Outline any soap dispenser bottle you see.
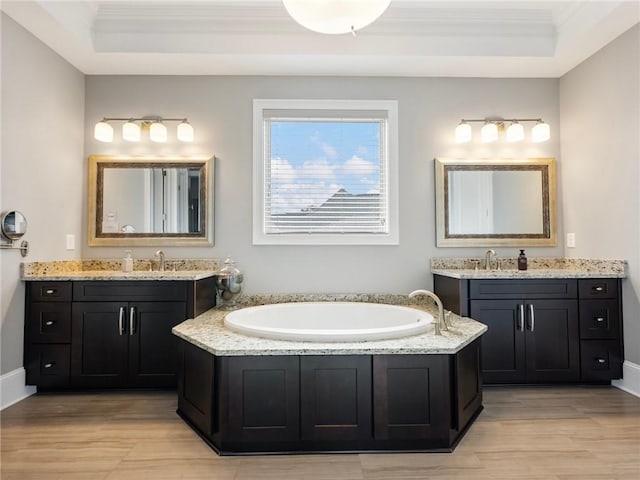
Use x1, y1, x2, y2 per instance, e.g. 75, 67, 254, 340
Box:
122, 250, 133, 273
517, 249, 528, 271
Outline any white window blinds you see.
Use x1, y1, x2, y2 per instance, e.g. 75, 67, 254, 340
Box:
253, 99, 398, 245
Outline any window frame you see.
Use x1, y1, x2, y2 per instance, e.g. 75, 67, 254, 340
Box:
252, 99, 399, 246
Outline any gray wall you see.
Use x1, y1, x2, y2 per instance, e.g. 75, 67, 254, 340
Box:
83, 76, 562, 294
1, 14, 85, 374
560, 25, 640, 365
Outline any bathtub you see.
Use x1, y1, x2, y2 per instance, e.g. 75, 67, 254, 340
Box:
223, 302, 434, 342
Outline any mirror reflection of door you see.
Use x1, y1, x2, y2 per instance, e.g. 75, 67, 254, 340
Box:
102, 167, 202, 234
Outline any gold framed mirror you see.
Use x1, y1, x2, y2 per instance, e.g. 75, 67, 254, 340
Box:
88, 155, 214, 246
435, 157, 557, 247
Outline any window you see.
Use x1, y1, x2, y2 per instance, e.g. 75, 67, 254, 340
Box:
253, 99, 398, 245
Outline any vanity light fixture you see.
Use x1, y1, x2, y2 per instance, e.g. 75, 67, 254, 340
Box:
282, 0, 391, 35
93, 117, 195, 143
454, 118, 550, 143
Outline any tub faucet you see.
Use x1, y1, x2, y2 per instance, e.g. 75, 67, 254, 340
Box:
154, 250, 165, 272
408, 290, 450, 335
485, 249, 496, 270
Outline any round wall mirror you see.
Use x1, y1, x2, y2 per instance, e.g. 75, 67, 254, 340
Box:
1, 211, 28, 240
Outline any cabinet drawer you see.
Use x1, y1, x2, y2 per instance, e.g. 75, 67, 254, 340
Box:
579, 299, 620, 340
26, 344, 70, 387
73, 281, 187, 302
28, 303, 72, 343
578, 279, 618, 299
580, 340, 622, 381
28, 282, 72, 302
469, 279, 577, 300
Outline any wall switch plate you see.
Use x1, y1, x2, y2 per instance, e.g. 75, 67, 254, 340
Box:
566, 233, 576, 248
66, 234, 75, 250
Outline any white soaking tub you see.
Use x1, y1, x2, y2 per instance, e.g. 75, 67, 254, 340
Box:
223, 302, 434, 342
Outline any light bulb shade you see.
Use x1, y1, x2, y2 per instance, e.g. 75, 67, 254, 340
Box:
454, 122, 472, 143
177, 121, 194, 142
122, 121, 141, 142
283, 0, 391, 34
94, 121, 113, 142
531, 122, 550, 143
506, 122, 525, 142
149, 122, 167, 143
480, 123, 499, 143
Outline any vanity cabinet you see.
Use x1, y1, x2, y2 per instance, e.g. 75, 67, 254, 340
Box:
434, 276, 623, 384
25, 278, 217, 389
177, 338, 482, 454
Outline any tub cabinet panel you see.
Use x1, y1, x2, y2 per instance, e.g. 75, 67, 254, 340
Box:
373, 355, 450, 442
435, 275, 623, 384
25, 278, 216, 389
223, 356, 300, 444
301, 356, 372, 443
176, 338, 483, 454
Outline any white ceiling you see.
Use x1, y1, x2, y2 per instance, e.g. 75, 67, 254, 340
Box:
2, 0, 639, 77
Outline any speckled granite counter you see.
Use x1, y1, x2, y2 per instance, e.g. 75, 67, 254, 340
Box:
431, 257, 626, 279
172, 297, 487, 356
21, 259, 219, 281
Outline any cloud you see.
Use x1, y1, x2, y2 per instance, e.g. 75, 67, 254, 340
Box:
310, 132, 337, 159
270, 157, 296, 184
302, 159, 336, 180
270, 182, 341, 214
342, 155, 378, 175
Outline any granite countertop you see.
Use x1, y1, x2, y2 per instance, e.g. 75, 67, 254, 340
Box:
172, 301, 487, 356
431, 258, 626, 279
21, 259, 220, 281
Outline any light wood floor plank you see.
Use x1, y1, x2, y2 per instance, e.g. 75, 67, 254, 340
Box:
1, 386, 638, 479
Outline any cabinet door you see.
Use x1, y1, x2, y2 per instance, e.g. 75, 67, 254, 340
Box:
470, 299, 526, 383
128, 301, 186, 387
524, 299, 580, 382
223, 356, 300, 444
300, 356, 372, 443
71, 302, 129, 387
373, 355, 450, 442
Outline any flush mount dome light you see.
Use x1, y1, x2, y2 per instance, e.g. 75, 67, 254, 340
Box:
283, 0, 391, 34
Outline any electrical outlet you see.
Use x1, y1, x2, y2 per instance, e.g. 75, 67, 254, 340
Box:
566, 233, 576, 248
66, 234, 75, 250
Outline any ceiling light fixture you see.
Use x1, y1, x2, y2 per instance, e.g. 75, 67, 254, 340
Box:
93, 117, 195, 143
454, 118, 550, 143
282, 0, 391, 35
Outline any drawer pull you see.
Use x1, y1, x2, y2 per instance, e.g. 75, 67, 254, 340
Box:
596, 317, 605, 323
43, 362, 54, 369
596, 358, 606, 364
594, 286, 604, 292
45, 289, 56, 294
45, 321, 55, 326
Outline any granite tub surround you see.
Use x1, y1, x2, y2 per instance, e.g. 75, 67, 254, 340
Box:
172, 294, 487, 356
431, 257, 626, 279
21, 259, 220, 281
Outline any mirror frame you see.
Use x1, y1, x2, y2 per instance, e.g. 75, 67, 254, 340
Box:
435, 157, 557, 247
1, 210, 28, 241
88, 155, 214, 246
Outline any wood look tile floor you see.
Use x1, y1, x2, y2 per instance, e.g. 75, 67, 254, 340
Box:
1, 386, 639, 480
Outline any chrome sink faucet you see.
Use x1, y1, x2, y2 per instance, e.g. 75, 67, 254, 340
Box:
485, 249, 496, 270
154, 250, 165, 272
408, 290, 451, 335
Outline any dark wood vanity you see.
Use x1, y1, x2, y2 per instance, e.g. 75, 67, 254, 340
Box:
24, 278, 216, 389
434, 275, 623, 384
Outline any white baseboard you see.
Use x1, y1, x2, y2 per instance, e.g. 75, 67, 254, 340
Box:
612, 361, 640, 398
1, 368, 37, 410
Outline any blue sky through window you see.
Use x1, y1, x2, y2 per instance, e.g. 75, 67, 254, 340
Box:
268, 120, 381, 214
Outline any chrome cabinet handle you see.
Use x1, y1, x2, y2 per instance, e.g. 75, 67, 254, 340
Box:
529, 304, 535, 332
43, 362, 54, 369
45, 289, 55, 294
596, 358, 606, 364
594, 286, 604, 292
129, 306, 136, 335
45, 320, 55, 326
596, 317, 605, 323
518, 304, 525, 331
118, 307, 126, 336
